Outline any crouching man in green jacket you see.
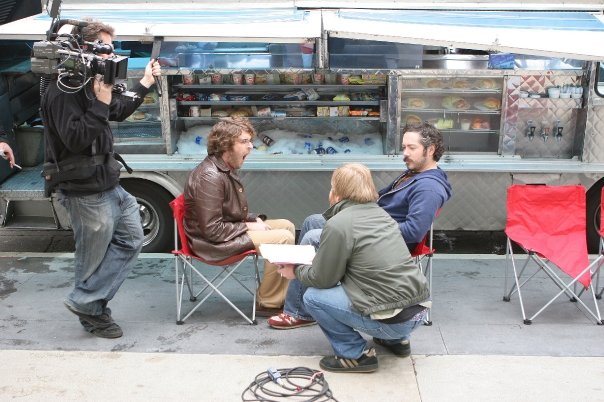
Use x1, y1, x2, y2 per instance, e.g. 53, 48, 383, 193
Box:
278, 163, 430, 373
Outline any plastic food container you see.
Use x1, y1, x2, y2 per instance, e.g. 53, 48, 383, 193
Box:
547, 87, 560, 98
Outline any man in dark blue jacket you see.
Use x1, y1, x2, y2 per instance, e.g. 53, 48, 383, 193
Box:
269, 122, 452, 338
375, 122, 452, 251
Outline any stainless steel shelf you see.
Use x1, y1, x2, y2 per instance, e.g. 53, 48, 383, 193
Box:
180, 101, 380, 106
441, 129, 499, 134
176, 116, 380, 121
401, 107, 500, 114
402, 89, 502, 94
173, 84, 384, 91
517, 98, 582, 109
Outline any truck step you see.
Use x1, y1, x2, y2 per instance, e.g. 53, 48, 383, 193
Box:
0, 167, 45, 199
3, 214, 57, 229
0, 168, 56, 229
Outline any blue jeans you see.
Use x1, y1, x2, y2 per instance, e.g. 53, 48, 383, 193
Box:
298, 213, 326, 243
283, 214, 325, 320
57, 185, 144, 316
303, 285, 424, 359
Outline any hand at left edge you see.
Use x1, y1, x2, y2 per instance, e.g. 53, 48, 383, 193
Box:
0, 142, 16, 168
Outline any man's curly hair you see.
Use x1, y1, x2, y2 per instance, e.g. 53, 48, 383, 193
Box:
402, 121, 445, 161
207, 117, 256, 156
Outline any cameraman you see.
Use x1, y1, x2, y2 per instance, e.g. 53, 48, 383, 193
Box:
40, 18, 161, 338
0, 128, 16, 168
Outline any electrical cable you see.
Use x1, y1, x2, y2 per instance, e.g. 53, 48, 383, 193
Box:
241, 367, 338, 401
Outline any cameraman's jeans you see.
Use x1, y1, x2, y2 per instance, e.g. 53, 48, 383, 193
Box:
283, 213, 325, 320
303, 285, 424, 359
57, 185, 144, 316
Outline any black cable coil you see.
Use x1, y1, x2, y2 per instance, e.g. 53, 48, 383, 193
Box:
241, 366, 338, 401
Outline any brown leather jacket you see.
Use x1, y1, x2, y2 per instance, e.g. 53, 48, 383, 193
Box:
183, 155, 256, 262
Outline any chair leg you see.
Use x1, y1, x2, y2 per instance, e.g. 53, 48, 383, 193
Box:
422, 255, 433, 326
525, 256, 604, 325
175, 257, 187, 325
504, 240, 531, 324
184, 266, 257, 325
251, 254, 259, 324
596, 240, 604, 299
183, 257, 196, 301
176, 256, 259, 325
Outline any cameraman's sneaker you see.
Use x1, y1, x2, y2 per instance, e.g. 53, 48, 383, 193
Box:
64, 302, 123, 339
373, 337, 411, 357
319, 347, 378, 373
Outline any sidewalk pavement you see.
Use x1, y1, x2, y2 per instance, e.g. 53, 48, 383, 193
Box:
1, 253, 603, 401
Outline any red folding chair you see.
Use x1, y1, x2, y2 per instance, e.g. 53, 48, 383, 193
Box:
596, 187, 604, 299
503, 185, 603, 325
411, 213, 438, 326
170, 194, 260, 325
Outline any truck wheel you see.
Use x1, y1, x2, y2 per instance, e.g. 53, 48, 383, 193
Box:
586, 181, 603, 254
121, 180, 174, 253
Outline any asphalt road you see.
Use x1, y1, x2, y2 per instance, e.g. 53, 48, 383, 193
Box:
0, 228, 508, 254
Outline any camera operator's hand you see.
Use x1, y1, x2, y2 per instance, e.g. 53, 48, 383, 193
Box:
140, 59, 161, 88
93, 76, 113, 105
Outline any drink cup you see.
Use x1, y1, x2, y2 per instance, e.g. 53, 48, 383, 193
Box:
324, 73, 337, 84
189, 106, 200, 117
211, 73, 223, 85
547, 87, 560, 98
245, 73, 255, 85
198, 74, 212, 84
312, 73, 324, 84
232, 73, 243, 85
461, 119, 471, 131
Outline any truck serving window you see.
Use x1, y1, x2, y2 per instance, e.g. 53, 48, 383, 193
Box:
157, 41, 315, 70
329, 38, 423, 69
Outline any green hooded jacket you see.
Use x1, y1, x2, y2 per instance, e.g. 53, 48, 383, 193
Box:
295, 199, 430, 316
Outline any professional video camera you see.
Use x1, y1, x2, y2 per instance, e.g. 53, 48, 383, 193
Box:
31, 18, 128, 87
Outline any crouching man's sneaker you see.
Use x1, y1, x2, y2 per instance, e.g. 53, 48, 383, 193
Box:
373, 337, 411, 357
268, 313, 316, 330
319, 347, 378, 373
64, 302, 123, 339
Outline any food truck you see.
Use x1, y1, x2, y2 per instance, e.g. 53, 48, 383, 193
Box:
0, 1, 603, 253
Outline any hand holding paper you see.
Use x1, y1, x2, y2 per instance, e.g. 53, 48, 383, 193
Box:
259, 244, 315, 265
277, 264, 296, 280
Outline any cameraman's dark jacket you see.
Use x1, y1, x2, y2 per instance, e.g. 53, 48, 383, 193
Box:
41, 79, 150, 195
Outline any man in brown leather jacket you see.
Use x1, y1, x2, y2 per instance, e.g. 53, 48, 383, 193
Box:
183, 118, 295, 316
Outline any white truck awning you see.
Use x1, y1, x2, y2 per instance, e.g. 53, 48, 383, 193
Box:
323, 10, 604, 61
0, 8, 321, 43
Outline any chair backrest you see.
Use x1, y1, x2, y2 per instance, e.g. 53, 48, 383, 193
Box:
411, 227, 434, 257
505, 184, 590, 287
169, 194, 257, 265
169, 194, 194, 256
600, 187, 604, 237
411, 208, 440, 257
